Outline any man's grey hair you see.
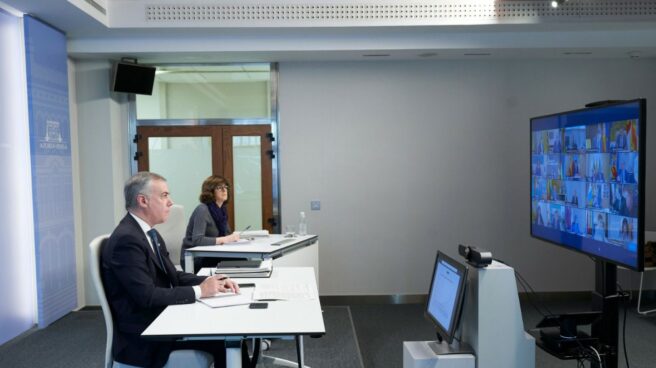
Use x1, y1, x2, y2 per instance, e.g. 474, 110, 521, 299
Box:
124, 172, 166, 210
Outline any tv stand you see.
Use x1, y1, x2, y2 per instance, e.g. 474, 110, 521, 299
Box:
532, 260, 620, 368
531, 312, 602, 360
591, 260, 620, 368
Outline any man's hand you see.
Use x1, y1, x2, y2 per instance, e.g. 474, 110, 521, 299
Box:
222, 277, 240, 294
199, 275, 240, 297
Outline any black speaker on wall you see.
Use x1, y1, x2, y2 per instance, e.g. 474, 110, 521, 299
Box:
112, 61, 156, 95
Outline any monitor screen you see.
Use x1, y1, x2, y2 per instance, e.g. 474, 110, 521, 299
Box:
112, 62, 156, 95
530, 99, 645, 271
425, 251, 468, 344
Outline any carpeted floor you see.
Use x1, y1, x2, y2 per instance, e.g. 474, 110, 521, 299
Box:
1, 300, 655, 368
0, 306, 363, 368
264, 306, 364, 368
349, 299, 656, 368
0, 309, 105, 368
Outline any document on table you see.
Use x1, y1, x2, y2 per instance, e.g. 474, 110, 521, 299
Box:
253, 283, 317, 301
198, 288, 254, 308
222, 239, 251, 246
240, 230, 270, 237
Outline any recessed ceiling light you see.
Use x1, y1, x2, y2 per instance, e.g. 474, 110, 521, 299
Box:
551, 0, 568, 8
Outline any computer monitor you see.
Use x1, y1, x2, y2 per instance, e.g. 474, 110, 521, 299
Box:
530, 99, 646, 271
112, 62, 156, 95
425, 251, 469, 345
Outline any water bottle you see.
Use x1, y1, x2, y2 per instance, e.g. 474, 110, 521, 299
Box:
298, 211, 308, 236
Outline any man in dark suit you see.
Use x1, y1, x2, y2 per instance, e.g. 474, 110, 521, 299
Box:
102, 172, 240, 367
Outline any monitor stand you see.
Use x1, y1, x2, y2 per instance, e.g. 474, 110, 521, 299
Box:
427, 339, 475, 355
403, 341, 475, 368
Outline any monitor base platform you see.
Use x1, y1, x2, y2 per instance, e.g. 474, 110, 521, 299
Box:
427, 340, 475, 356
403, 341, 475, 368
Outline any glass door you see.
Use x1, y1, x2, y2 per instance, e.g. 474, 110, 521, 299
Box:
223, 125, 273, 232
135, 125, 274, 232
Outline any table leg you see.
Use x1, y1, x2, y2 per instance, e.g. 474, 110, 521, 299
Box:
260, 338, 308, 367
225, 340, 242, 368
184, 251, 194, 273
295, 335, 305, 368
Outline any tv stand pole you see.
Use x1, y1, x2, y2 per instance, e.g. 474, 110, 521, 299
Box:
591, 260, 619, 368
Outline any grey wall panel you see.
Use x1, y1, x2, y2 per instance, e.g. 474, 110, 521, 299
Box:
278, 59, 656, 295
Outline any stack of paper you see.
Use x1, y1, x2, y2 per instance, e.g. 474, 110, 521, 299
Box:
215, 259, 273, 278
241, 230, 270, 238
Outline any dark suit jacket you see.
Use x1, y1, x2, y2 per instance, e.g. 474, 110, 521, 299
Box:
102, 213, 207, 368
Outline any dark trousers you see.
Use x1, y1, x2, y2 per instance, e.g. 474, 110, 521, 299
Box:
172, 339, 257, 368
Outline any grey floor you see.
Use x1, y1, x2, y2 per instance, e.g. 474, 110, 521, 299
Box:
0, 299, 655, 368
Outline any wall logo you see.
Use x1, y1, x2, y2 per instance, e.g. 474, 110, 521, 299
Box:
40, 119, 68, 151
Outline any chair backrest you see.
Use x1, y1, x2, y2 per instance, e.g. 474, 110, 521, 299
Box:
154, 204, 185, 268
89, 234, 113, 368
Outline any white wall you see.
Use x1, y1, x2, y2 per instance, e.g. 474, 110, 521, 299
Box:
278, 59, 656, 295
0, 9, 36, 342
73, 58, 656, 304
74, 60, 130, 305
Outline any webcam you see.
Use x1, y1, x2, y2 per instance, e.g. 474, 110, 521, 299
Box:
458, 244, 493, 268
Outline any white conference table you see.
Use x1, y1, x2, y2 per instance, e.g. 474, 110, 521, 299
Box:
184, 234, 319, 273
142, 267, 325, 368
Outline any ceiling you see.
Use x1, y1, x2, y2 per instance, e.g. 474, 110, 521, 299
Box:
2, 0, 656, 62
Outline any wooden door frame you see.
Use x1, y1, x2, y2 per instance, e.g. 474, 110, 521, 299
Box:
136, 126, 223, 174
222, 125, 274, 233
135, 124, 274, 232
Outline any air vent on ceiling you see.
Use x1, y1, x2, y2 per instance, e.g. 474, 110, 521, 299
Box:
144, 1, 656, 26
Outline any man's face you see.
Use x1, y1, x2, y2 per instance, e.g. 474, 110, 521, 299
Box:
143, 179, 172, 225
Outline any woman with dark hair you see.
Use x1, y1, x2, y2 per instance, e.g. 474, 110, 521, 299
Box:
180, 175, 240, 271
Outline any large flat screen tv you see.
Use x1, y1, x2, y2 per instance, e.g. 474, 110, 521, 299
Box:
530, 99, 646, 271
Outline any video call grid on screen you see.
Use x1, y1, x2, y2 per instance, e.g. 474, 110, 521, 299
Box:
530, 101, 642, 269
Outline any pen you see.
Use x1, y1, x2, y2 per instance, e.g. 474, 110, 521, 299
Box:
239, 225, 252, 235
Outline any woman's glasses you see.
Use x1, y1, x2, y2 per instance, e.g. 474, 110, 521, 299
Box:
215, 185, 229, 191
